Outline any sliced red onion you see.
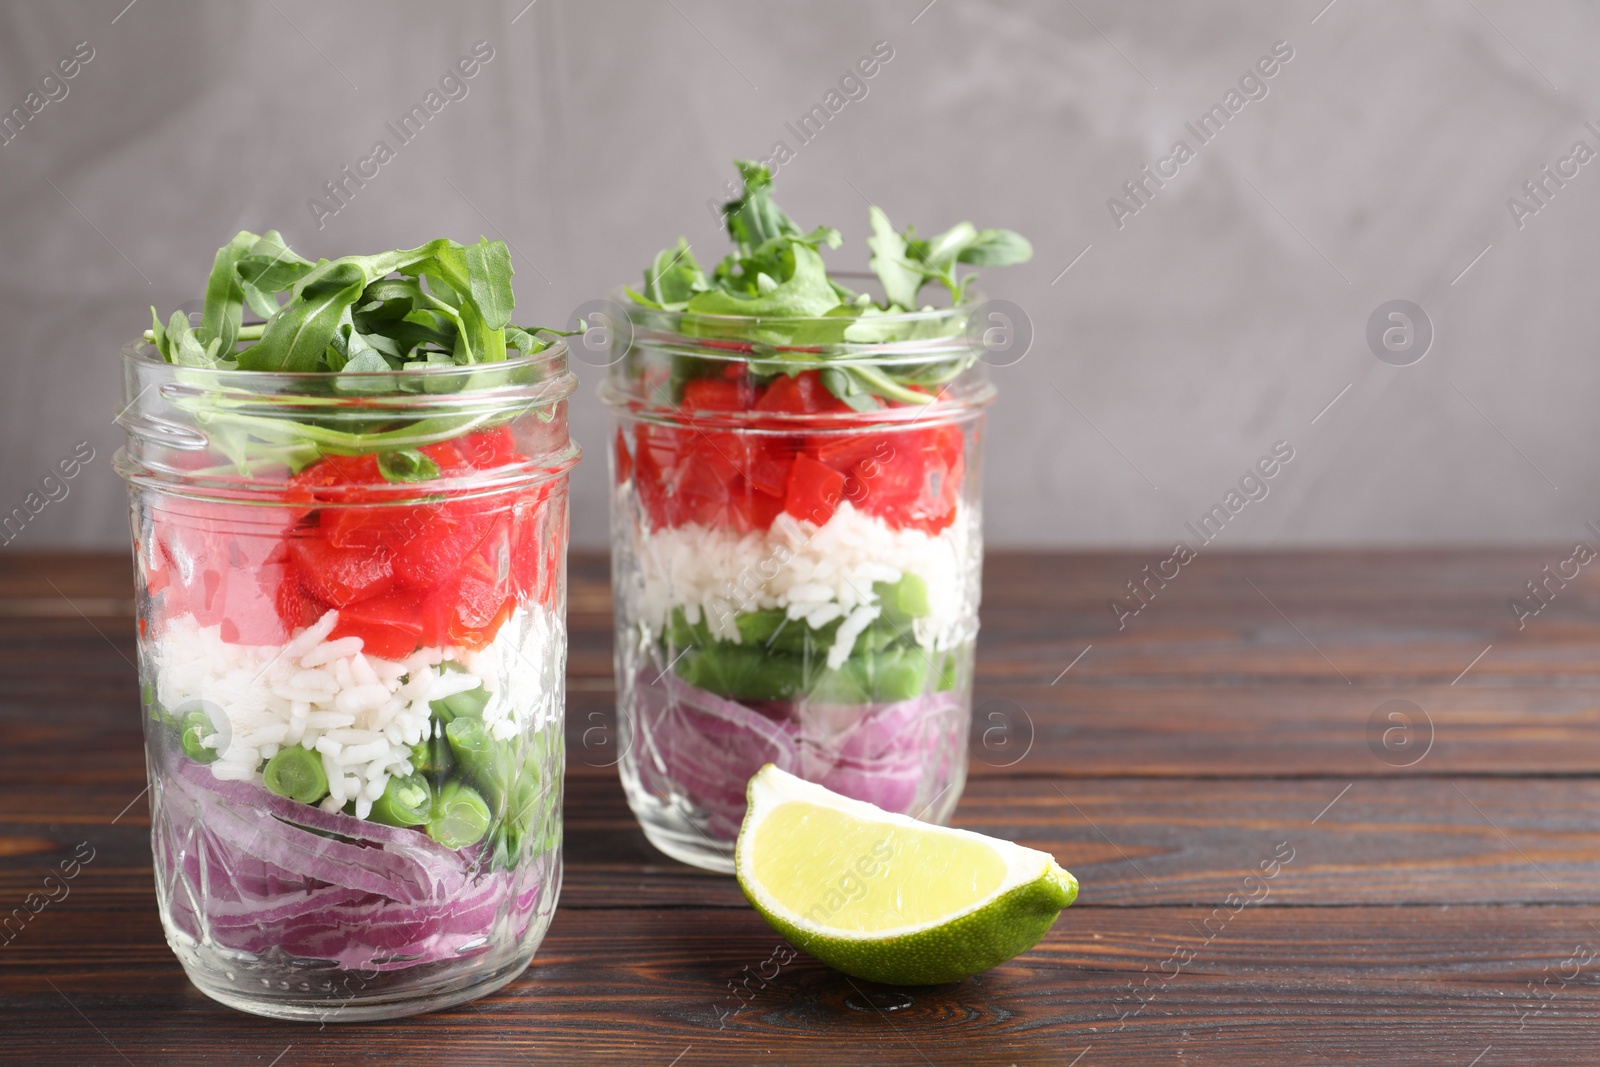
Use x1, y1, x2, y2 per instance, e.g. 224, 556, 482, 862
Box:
635, 672, 962, 838
157, 758, 547, 971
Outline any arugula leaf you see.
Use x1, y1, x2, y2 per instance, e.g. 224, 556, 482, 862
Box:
721, 161, 801, 249
909, 221, 977, 273
643, 239, 708, 308
377, 448, 442, 483
149, 232, 566, 376
626, 162, 1033, 407
148, 307, 170, 361
504, 325, 552, 355
140, 231, 580, 478
238, 231, 317, 289
685, 243, 840, 319
957, 228, 1032, 266
199, 231, 258, 356
239, 260, 369, 372
819, 366, 879, 412
867, 205, 922, 311
464, 237, 515, 330
168, 310, 215, 368
240, 280, 281, 320
901, 222, 1032, 302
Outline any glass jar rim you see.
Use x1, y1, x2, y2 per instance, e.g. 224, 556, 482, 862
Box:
609, 278, 985, 362
120, 337, 575, 393
600, 275, 994, 424
116, 338, 580, 502
615, 275, 978, 325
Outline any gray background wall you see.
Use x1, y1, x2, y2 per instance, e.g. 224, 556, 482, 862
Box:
1, 0, 1595, 551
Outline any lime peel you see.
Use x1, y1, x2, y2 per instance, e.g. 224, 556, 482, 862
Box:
734, 765, 1078, 985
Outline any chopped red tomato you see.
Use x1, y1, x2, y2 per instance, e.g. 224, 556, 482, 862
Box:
457, 427, 521, 469
330, 590, 427, 660
813, 431, 889, 470
736, 487, 786, 530
427, 428, 521, 473
754, 370, 851, 415
320, 504, 426, 550
285, 453, 383, 509
626, 371, 970, 537
288, 537, 395, 607
670, 454, 735, 527
743, 442, 793, 499
613, 427, 633, 486
275, 569, 329, 633
390, 505, 493, 589
432, 537, 517, 649
509, 488, 555, 602
785, 454, 848, 525
681, 378, 753, 411
150, 501, 300, 641
848, 423, 966, 533
156, 427, 556, 658
753, 374, 805, 414
416, 439, 466, 474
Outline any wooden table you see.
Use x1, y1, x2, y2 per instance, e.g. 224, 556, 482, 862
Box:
3, 549, 1597, 1065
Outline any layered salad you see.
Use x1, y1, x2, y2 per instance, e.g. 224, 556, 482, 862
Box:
126, 232, 575, 1002
609, 164, 1030, 846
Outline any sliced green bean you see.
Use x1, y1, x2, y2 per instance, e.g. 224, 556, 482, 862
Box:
368, 773, 431, 827
263, 744, 328, 805
427, 780, 491, 850
179, 712, 219, 764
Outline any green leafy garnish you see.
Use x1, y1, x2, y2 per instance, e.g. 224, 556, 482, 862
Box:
145, 232, 563, 372
137, 231, 581, 476
629, 162, 1031, 408
376, 448, 441, 483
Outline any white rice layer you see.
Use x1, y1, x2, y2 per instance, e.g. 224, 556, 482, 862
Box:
153, 605, 562, 818
628, 501, 979, 668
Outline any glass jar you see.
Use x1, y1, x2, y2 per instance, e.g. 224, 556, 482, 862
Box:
601, 295, 992, 872
115, 341, 578, 1020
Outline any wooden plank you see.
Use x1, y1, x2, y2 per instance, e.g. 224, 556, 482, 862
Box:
8, 550, 1600, 684
562, 681, 1600, 779
9, 651, 1598, 784
6, 552, 1599, 783
3, 904, 1598, 1065
4, 774, 1598, 910
972, 550, 1600, 684
3, 549, 1597, 1063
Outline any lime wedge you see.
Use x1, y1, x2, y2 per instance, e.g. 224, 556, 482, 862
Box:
734, 765, 1078, 985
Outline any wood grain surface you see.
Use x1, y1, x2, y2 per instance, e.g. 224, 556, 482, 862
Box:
2, 549, 1597, 1066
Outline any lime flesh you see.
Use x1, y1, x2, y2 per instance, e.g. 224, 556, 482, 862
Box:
735, 765, 1079, 985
